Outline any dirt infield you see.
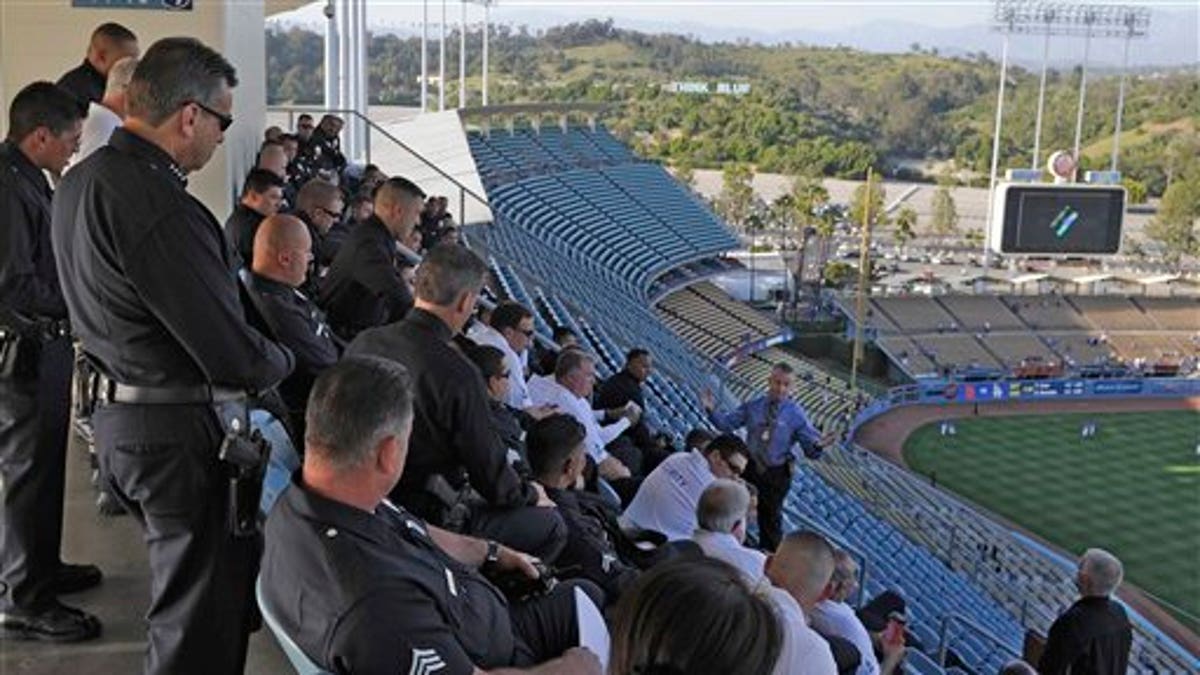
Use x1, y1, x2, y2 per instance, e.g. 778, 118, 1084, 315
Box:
853, 396, 1200, 658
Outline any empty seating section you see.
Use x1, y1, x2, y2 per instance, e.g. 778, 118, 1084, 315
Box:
980, 334, 1056, 367
656, 281, 783, 361
1136, 297, 1200, 330
851, 295, 1196, 378
1068, 296, 1151, 331
937, 296, 1024, 331
1002, 295, 1090, 331
873, 297, 959, 333
470, 126, 737, 290
467, 126, 636, 187
919, 336, 1002, 370
877, 336, 939, 377
689, 281, 780, 336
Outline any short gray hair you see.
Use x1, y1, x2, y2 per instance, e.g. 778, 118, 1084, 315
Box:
1079, 548, 1123, 596
127, 37, 237, 126
696, 479, 750, 534
414, 244, 487, 306
554, 347, 594, 380
105, 56, 139, 98
305, 356, 414, 472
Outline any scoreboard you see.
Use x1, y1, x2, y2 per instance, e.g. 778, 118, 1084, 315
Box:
990, 183, 1125, 255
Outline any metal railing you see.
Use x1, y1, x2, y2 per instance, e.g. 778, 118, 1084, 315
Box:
936, 613, 1023, 666
267, 106, 492, 225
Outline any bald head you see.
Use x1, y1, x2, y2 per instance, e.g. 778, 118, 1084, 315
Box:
252, 214, 312, 288
767, 531, 836, 610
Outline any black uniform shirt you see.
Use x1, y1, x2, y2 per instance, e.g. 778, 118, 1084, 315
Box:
594, 369, 653, 448
52, 128, 293, 390
0, 142, 66, 319
224, 202, 266, 266
246, 272, 340, 415
346, 309, 538, 515
319, 216, 413, 340
544, 486, 636, 602
57, 59, 105, 105
1039, 596, 1132, 675
261, 477, 517, 674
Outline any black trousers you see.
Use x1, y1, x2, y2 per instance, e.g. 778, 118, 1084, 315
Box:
510, 579, 601, 666
0, 337, 71, 612
471, 504, 568, 563
94, 403, 258, 675
747, 462, 793, 553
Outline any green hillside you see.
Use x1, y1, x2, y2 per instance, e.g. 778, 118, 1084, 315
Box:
267, 19, 1199, 196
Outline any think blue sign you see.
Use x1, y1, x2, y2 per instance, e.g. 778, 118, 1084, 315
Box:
72, 0, 192, 9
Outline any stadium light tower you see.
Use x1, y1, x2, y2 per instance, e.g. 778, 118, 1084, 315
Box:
421, 0, 428, 112
985, 1, 1150, 268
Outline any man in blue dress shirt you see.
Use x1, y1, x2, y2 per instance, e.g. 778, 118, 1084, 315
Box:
701, 362, 834, 552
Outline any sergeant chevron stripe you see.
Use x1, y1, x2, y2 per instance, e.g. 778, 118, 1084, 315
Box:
409, 648, 447, 675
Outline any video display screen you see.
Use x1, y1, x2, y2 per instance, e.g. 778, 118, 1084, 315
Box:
997, 185, 1124, 255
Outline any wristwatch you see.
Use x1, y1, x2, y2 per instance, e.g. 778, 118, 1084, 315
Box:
483, 540, 501, 570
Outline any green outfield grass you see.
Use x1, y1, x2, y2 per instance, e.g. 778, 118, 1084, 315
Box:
904, 410, 1200, 633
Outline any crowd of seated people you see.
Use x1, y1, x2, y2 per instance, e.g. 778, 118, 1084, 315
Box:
1, 26, 1141, 674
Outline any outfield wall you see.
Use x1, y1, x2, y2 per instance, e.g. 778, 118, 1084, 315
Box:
851, 376, 1200, 436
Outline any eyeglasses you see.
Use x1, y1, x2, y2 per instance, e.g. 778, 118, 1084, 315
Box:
184, 100, 233, 132
316, 206, 342, 219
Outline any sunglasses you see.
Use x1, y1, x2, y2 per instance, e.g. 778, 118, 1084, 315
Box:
185, 100, 233, 132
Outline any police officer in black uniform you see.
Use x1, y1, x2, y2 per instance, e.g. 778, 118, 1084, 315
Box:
57, 23, 139, 105
321, 176, 422, 340
224, 168, 286, 266
261, 357, 602, 675
0, 82, 99, 643
246, 214, 342, 436
52, 39, 293, 674
347, 245, 568, 561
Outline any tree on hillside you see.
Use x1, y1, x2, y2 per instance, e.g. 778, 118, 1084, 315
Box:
894, 205, 917, 252
717, 163, 755, 231
849, 173, 887, 230
1144, 173, 1200, 266
930, 183, 959, 236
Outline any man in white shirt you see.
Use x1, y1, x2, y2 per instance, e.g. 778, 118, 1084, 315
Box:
620, 434, 749, 541
69, 55, 137, 168
466, 301, 535, 409
764, 531, 840, 675
692, 479, 766, 584
811, 550, 905, 675
527, 349, 636, 481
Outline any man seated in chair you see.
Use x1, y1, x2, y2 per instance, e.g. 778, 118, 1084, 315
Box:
260, 356, 603, 675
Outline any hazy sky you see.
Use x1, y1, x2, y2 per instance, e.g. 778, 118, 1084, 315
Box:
274, 0, 1194, 32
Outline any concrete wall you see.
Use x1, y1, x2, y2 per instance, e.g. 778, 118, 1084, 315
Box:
0, 0, 267, 215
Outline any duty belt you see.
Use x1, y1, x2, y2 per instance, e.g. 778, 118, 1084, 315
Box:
97, 377, 248, 406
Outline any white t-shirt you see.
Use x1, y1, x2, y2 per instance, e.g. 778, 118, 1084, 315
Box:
620, 450, 714, 541
68, 102, 121, 171
527, 376, 625, 464
811, 599, 880, 675
466, 322, 531, 409
693, 530, 767, 585
762, 585, 839, 675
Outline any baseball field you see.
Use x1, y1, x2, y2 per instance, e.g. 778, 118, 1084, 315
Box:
903, 410, 1200, 635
